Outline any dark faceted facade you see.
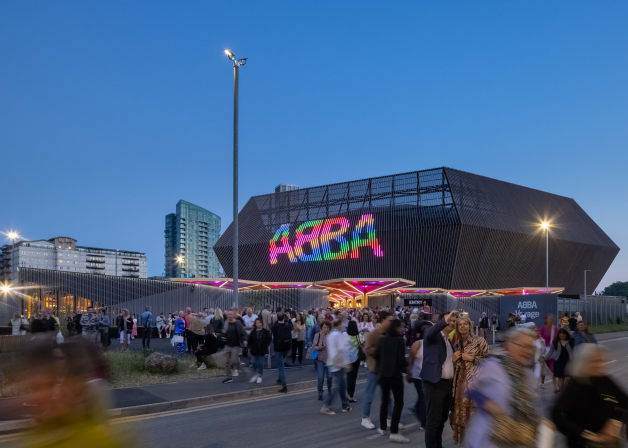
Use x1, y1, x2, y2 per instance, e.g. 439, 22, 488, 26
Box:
214, 168, 619, 295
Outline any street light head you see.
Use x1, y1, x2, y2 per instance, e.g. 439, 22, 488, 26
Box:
1, 284, 11, 294
540, 221, 550, 230
175, 255, 184, 264
224, 49, 235, 61
5, 230, 20, 241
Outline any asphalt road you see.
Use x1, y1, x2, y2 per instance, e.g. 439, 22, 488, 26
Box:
2, 334, 628, 448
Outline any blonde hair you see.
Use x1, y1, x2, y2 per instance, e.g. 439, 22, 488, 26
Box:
455, 315, 472, 333
567, 343, 608, 380
214, 308, 224, 320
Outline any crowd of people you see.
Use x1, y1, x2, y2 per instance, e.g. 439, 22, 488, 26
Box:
5, 304, 628, 447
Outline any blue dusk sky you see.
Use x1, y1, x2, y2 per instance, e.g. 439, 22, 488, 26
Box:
1, 1, 626, 290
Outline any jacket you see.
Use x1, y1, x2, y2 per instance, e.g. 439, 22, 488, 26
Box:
312, 331, 329, 363
374, 333, 406, 378
548, 341, 574, 360
573, 330, 597, 345
271, 321, 293, 353
419, 320, 451, 384
248, 328, 272, 356
364, 327, 384, 373
326, 330, 349, 372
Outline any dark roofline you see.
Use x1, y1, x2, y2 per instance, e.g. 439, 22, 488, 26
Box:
77, 245, 146, 256
250, 166, 574, 202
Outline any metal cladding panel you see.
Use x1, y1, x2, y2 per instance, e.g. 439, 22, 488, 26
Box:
445, 168, 619, 293
215, 169, 461, 288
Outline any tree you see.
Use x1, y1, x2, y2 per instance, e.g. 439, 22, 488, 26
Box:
601, 281, 628, 297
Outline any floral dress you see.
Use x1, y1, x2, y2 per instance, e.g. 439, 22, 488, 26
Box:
450, 334, 489, 444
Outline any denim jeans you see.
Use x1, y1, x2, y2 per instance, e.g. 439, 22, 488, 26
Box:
325, 369, 348, 409
412, 378, 427, 427
276, 351, 287, 386
316, 360, 332, 397
362, 370, 379, 418
252, 355, 265, 376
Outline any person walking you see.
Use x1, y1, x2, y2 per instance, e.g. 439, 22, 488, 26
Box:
361, 311, 393, 430
374, 318, 409, 443
131, 314, 138, 340
573, 321, 597, 345
291, 313, 306, 365
450, 315, 489, 444
346, 320, 361, 403
478, 312, 489, 342
320, 319, 351, 415
312, 320, 332, 400
140, 306, 153, 350
551, 344, 627, 448
539, 314, 557, 389
548, 328, 574, 393
305, 310, 317, 349
248, 318, 272, 383
10, 313, 22, 336
222, 310, 247, 384
463, 327, 540, 448
421, 310, 457, 448
271, 312, 293, 393
189, 313, 205, 354
408, 336, 426, 430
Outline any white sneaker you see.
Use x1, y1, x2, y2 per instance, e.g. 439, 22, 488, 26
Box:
320, 406, 336, 415
249, 374, 259, 383
233, 370, 239, 377
256, 376, 262, 384
376, 428, 387, 436
389, 433, 410, 443
361, 417, 376, 430
197, 364, 207, 371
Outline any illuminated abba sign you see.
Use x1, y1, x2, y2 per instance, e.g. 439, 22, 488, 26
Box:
269, 214, 384, 264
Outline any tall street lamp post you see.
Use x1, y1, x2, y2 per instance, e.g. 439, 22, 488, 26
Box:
540, 221, 550, 291
224, 49, 247, 308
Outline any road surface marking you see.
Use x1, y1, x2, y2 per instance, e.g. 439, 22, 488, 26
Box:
600, 336, 628, 344
605, 360, 617, 364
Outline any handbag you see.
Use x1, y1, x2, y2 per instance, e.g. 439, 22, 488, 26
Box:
310, 349, 318, 360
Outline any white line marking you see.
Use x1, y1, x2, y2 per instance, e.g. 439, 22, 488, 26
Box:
600, 336, 628, 344
605, 360, 617, 364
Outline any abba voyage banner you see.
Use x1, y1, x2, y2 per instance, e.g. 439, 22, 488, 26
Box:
498, 294, 558, 329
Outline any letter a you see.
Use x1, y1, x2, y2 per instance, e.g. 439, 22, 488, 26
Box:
269, 224, 296, 264
350, 214, 384, 259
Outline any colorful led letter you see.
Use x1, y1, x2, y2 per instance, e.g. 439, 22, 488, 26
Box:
350, 214, 384, 259
319, 217, 350, 260
293, 219, 324, 262
269, 223, 297, 264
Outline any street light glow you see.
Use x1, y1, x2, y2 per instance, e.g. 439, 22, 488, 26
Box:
175, 255, 184, 264
0, 284, 12, 294
3, 230, 21, 242
224, 49, 235, 60
540, 221, 550, 230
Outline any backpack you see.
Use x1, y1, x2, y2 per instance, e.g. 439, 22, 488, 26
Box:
274, 323, 292, 352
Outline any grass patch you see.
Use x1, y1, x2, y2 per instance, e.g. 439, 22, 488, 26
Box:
105, 350, 222, 388
591, 323, 628, 334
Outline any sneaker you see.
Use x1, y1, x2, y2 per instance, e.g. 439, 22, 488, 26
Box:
320, 406, 336, 415
222, 378, 233, 384
249, 374, 259, 383
389, 433, 410, 443
197, 364, 207, 371
341, 406, 352, 413
376, 428, 387, 436
278, 386, 287, 393
348, 397, 357, 403
361, 417, 376, 430
233, 370, 239, 377
256, 376, 262, 384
